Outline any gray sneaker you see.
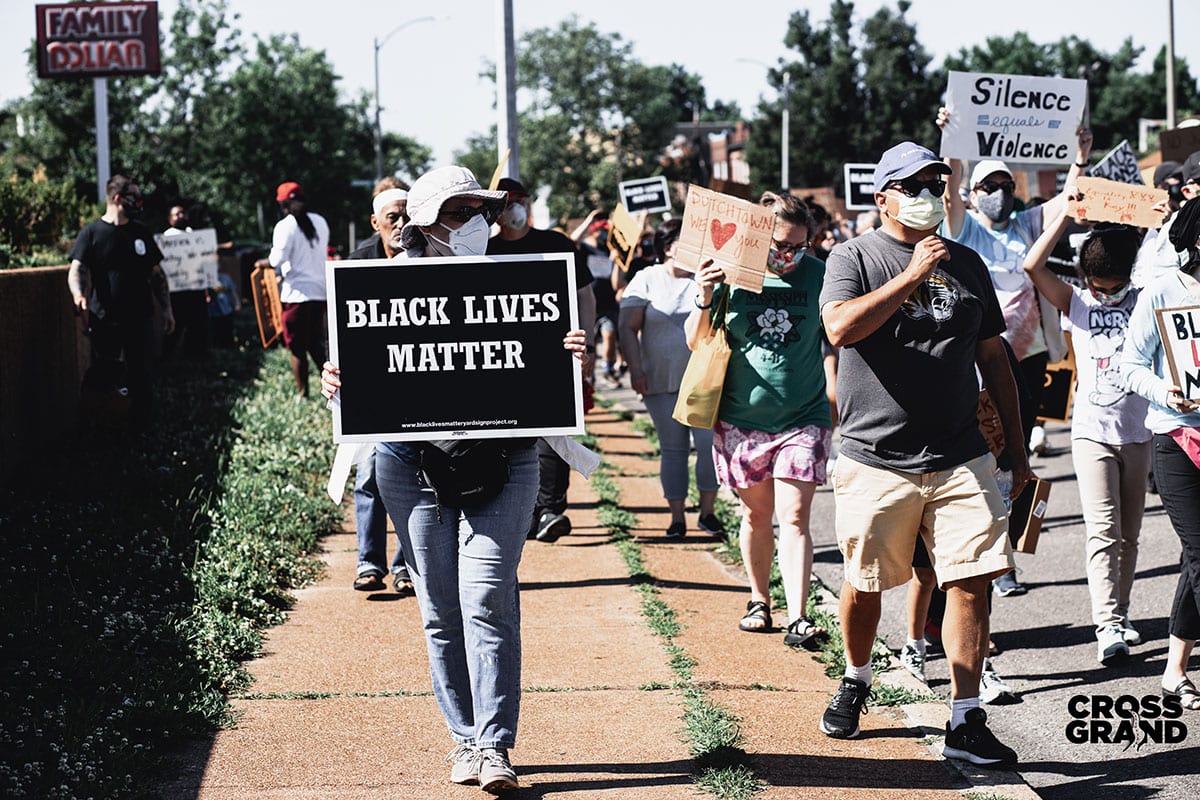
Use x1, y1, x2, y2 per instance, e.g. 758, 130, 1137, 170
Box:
479, 747, 519, 794
446, 744, 481, 785
1119, 615, 1142, 646
1097, 622, 1130, 665
899, 643, 927, 684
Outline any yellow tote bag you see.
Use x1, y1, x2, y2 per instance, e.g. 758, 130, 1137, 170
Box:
672, 288, 730, 429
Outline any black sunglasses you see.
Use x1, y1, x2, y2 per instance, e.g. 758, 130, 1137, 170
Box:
440, 203, 499, 224
771, 240, 808, 258
975, 180, 1016, 195
887, 177, 946, 198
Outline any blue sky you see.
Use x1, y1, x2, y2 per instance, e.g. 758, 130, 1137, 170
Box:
4, 0, 1197, 170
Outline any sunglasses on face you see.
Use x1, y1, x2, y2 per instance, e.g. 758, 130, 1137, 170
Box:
887, 177, 946, 198
771, 240, 807, 258
975, 180, 1016, 195
440, 203, 499, 224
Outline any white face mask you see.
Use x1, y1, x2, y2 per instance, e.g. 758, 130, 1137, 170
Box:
893, 189, 946, 231
427, 213, 490, 257
500, 202, 528, 230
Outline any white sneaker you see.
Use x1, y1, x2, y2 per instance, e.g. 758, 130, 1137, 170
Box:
446, 744, 481, 785
478, 747, 519, 794
1028, 425, 1047, 456
900, 643, 927, 684
1097, 623, 1131, 665
1119, 615, 1142, 646
979, 658, 1016, 704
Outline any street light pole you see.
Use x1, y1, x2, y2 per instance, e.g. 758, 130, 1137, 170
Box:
374, 16, 435, 183
781, 71, 790, 190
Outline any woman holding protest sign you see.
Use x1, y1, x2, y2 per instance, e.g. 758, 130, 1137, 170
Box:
321, 166, 590, 791
684, 191, 831, 648
618, 218, 723, 539
1121, 197, 1200, 712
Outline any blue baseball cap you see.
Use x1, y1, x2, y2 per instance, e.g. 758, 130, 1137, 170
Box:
872, 142, 951, 193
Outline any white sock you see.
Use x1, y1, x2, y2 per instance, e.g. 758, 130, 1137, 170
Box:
844, 661, 872, 686
950, 697, 980, 729
906, 637, 926, 656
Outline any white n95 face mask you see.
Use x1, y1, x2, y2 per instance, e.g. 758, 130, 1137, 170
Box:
894, 190, 946, 231
428, 213, 491, 257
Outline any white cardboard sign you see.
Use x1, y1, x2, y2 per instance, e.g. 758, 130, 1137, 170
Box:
940, 71, 1087, 165
154, 228, 218, 292
1155, 306, 1200, 401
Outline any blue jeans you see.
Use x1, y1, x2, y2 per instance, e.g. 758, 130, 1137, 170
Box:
643, 392, 718, 500
374, 441, 538, 748
354, 453, 408, 578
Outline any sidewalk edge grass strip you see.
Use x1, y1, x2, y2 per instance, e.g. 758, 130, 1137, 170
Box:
590, 426, 763, 800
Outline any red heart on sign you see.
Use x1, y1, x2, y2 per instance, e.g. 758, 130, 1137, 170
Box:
710, 219, 737, 250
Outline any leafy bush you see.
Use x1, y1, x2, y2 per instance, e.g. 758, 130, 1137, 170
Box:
0, 334, 339, 798
0, 171, 92, 267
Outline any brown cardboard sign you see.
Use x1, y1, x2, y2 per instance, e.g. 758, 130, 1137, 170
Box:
250, 267, 283, 348
977, 390, 1006, 458
1159, 125, 1200, 164
1009, 478, 1051, 555
1069, 177, 1168, 229
607, 203, 646, 273
675, 185, 772, 293
1154, 305, 1200, 400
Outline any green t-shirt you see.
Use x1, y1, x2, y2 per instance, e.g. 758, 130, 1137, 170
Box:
715, 254, 831, 433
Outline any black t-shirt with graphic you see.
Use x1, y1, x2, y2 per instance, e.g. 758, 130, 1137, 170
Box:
820, 229, 1005, 472
70, 218, 164, 323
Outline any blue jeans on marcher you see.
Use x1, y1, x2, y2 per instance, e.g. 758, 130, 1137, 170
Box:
374, 441, 538, 748
354, 453, 409, 578
643, 392, 718, 500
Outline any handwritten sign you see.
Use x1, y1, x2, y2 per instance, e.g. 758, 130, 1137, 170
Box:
618, 176, 671, 215
607, 202, 646, 273
843, 163, 878, 211
1154, 305, 1200, 401
675, 185, 772, 293
977, 390, 1006, 458
1069, 177, 1168, 229
326, 254, 582, 442
940, 71, 1087, 165
154, 228, 217, 292
1090, 140, 1143, 185
250, 267, 282, 348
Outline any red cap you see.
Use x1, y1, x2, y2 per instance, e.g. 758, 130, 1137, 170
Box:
276, 181, 303, 202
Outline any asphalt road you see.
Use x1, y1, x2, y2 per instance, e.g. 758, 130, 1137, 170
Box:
808, 422, 1197, 799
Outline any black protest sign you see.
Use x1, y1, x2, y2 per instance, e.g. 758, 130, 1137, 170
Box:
327, 254, 583, 442
1090, 140, 1143, 185
1038, 359, 1076, 423
618, 176, 671, 214
843, 163, 877, 210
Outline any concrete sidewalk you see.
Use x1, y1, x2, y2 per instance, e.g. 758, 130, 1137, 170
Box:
161, 399, 1032, 799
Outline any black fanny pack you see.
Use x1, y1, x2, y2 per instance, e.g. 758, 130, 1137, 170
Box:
418, 440, 511, 511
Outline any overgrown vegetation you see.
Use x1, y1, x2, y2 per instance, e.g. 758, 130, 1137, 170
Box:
0, 333, 338, 798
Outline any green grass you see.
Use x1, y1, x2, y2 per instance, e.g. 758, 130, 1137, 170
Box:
871, 683, 940, 707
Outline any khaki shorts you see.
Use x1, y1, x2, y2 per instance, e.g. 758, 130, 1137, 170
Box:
831, 453, 1013, 592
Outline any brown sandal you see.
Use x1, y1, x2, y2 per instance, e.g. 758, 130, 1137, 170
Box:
738, 600, 772, 632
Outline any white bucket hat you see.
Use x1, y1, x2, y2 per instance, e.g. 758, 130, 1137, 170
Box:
399, 166, 506, 250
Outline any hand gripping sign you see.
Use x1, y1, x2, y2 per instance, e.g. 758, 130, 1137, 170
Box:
673, 185, 773, 294
940, 71, 1087, 165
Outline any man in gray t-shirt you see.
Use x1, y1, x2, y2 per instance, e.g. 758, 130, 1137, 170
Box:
815, 141, 1030, 768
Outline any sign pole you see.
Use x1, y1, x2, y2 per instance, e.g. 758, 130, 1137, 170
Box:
496, 0, 520, 181
93, 77, 110, 203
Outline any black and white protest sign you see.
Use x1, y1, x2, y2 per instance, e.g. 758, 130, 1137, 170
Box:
843, 163, 877, 211
940, 71, 1087, 165
154, 228, 218, 292
1090, 140, 1143, 185
1155, 306, 1200, 401
327, 253, 584, 442
618, 176, 672, 214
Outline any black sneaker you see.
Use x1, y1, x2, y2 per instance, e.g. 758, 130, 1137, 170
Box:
665, 521, 686, 539
534, 512, 571, 543
819, 677, 871, 739
943, 707, 1017, 768
697, 513, 727, 540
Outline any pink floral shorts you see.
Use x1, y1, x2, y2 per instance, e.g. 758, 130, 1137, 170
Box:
712, 421, 832, 488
